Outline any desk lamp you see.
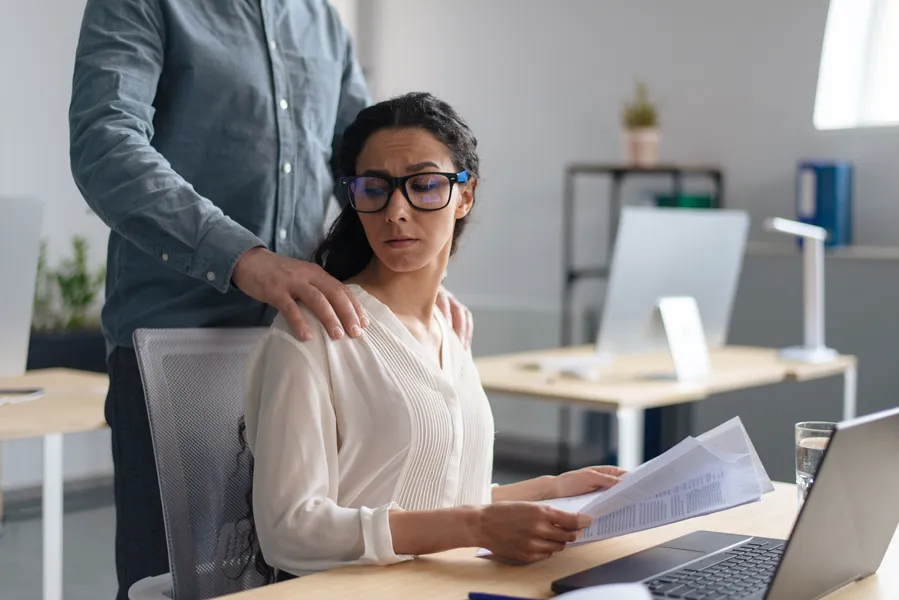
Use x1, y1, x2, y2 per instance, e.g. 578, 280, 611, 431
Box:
764, 217, 838, 363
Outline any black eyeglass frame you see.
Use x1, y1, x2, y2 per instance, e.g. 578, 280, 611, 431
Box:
338, 170, 471, 213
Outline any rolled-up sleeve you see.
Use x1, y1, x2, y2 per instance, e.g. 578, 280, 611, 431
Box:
243, 329, 411, 574
68, 0, 264, 292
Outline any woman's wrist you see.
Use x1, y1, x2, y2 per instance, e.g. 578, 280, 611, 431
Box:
461, 505, 485, 548
390, 505, 485, 555
537, 475, 559, 500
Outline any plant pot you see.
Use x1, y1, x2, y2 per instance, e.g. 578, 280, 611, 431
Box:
26, 330, 107, 373
622, 128, 661, 168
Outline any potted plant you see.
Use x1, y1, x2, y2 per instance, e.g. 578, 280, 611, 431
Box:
27, 236, 107, 373
621, 81, 661, 168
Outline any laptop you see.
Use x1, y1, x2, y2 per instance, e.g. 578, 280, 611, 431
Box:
552, 406, 899, 600
0, 197, 43, 378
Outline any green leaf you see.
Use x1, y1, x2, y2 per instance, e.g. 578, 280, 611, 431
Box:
622, 81, 659, 129
32, 235, 105, 332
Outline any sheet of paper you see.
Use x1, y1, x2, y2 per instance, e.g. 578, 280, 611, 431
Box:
574, 452, 761, 544
557, 583, 652, 600
537, 489, 607, 514
477, 416, 772, 557
698, 416, 775, 494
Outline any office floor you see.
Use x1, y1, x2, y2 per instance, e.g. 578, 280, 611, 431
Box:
0, 469, 533, 600
0, 504, 116, 600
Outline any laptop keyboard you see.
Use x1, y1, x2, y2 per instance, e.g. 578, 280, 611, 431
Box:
646, 539, 785, 599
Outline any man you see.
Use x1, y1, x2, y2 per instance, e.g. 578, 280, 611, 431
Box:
68, 1, 472, 597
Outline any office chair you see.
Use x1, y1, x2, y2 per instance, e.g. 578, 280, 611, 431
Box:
130, 327, 268, 600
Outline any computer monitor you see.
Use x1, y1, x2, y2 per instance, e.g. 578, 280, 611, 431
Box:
0, 197, 43, 378
595, 206, 749, 359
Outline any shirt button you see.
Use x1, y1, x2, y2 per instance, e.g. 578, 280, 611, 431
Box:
161, 253, 169, 262
206, 271, 216, 282
279, 98, 289, 110
282, 162, 292, 174
268, 39, 277, 51
279, 228, 287, 240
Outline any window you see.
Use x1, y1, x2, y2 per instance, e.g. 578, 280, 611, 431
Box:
814, 0, 899, 130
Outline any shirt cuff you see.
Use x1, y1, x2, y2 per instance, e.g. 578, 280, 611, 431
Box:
194, 217, 266, 293
358, 503, 414, 566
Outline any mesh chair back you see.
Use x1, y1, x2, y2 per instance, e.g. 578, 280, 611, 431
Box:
134, 327, 268, 599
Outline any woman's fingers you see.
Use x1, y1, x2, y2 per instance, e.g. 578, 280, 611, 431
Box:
588, 465, 629, 477
537, 522, 582, 544
542, 506, 592, 531
582, 469, 623, 489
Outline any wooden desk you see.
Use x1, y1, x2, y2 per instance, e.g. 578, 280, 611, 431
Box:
0, 368, 109, 600
474, 346, 857, 470
220, 484, 897, 600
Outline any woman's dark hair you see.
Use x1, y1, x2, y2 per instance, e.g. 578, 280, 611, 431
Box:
235, 417, 276, 583
313, 92, 481, 281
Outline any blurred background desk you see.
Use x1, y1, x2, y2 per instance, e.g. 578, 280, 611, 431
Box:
475, 346, 856, 471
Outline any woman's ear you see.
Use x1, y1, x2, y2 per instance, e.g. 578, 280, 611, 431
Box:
455, 179, 476, 219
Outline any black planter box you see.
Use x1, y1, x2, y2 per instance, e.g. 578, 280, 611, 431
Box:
26, 330, 107, 373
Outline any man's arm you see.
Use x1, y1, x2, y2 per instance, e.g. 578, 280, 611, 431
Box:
69, 0, 264, 292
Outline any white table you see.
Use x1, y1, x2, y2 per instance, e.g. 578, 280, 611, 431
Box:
0, 369, 108, 600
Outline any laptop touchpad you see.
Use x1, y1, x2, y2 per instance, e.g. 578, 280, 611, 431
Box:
557, 547, 705, 588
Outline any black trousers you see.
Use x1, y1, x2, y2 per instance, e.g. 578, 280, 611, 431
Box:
105, 347, 169, 600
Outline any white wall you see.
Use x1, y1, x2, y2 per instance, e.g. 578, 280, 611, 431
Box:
1, 0, 113, 492
0, 0, 108, 265
365, 0, 899, 459
366, 0, 899, 305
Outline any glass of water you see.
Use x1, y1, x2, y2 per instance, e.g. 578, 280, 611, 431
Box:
795, 421, 836, 509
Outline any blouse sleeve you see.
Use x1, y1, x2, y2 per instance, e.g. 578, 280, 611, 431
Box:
243, 327, 413, 574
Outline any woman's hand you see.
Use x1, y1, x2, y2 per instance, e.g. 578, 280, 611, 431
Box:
542, 466, 628, 501
475, 502, 592, 564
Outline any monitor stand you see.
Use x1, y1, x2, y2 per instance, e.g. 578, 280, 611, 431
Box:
531, 297, 713, 383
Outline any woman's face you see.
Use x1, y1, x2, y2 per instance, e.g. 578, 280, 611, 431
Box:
353, 127, 474, 274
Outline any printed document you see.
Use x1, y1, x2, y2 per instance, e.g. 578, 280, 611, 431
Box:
478, 417, 772, 555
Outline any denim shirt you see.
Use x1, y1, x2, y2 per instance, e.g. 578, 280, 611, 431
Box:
69, 0, 370, 351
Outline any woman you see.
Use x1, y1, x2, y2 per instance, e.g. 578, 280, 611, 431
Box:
243, 92, 626, 579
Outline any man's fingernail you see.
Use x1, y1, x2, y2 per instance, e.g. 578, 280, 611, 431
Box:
350, 325, 362, 337
332, 326, 345, 339
301, 329, 313, 341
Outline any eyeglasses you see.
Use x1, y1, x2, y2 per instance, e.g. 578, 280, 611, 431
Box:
338, 170, 470, 213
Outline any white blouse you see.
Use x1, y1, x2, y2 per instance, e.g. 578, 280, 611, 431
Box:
243, 284, 495, 576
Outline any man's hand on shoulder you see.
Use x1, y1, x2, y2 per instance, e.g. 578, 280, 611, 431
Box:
232, 247, 368, 341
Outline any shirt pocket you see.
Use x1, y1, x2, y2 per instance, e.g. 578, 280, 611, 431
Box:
294, 57, 343, 148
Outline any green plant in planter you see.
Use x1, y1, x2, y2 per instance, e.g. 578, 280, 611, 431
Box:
56, 236, 106, 330
32, 236, 106, 332
622, 81, 659, 130
32, 241, 56, 331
